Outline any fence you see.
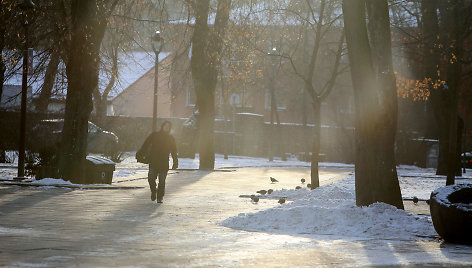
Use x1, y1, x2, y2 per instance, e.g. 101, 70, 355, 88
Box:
0, 111, 439, 165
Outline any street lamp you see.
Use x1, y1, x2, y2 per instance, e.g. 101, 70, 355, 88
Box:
151, 30, 163, 132
16, 0, 36, 179
267, 47, 278, 162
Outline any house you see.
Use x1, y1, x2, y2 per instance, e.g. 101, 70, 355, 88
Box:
109, 52, 193, 118
110, 28, 354, 128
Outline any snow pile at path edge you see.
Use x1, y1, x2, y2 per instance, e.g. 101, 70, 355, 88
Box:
220, 176, 437, 240
30, 178, 74, 185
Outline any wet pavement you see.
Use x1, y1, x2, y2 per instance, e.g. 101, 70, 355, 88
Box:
0, 166, 472, 267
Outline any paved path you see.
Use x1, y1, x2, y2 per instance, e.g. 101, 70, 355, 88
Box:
0, 166, 471, 267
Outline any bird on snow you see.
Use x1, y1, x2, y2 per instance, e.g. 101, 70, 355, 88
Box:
413, 196, 419, 204
278, 198, 286, 204
270, 177, 278, 183
307, 183, 312, 188
267, 189, 273, 194
301, 178, 305, 183
256, 190, 267, 195
251, 196, 259, 202
295, 186, 301, 190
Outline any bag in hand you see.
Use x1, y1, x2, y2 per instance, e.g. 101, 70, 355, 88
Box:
136, 147, 151, 164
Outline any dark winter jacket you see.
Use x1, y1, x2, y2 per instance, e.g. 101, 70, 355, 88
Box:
140, 130, 178, 172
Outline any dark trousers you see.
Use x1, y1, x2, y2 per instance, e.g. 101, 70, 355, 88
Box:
148, 169, 168, 200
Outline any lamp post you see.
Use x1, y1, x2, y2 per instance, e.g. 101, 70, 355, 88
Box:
267, 47, 278, 162
17, 0, 36, 179
151, 30, 163, 132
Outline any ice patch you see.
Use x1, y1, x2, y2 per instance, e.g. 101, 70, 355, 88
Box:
0, 226, 31, 234
9, 263, 48, 268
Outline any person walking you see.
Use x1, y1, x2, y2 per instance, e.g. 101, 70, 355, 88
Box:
137, 121, 178, 203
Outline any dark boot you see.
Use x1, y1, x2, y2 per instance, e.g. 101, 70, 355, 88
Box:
156, 171, 167, 203
148, 177, 157, 201
151, 189, 156, 201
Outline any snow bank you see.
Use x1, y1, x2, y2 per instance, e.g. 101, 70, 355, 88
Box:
30, 178, 74, 185
221, 176, 437, 240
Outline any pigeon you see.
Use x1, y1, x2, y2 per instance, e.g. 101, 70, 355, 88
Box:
267, 189, 273, 194
278, 198, 286, 204
412, 196, 419, 204
295, 186, 301, 190
251, 196, 259, 202
270, 177, 278, 183
256, 190, 267, 195
301, 178, 305, 183
307, 183, 312, 188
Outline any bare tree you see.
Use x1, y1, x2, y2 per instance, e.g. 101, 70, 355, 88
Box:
191, 0, 232, 170
59, 0, 119, 182
390, 0, 472, 181
342, 0, 403, 209
279, 0, 345, 188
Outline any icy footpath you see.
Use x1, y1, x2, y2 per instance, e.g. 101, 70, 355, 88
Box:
221, 176, 437, 241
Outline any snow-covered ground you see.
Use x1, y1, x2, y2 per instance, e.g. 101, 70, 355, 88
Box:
211, 156, 471, 242
220, 175, 438, 241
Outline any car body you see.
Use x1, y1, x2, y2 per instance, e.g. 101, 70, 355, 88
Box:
29, 119, 118, 154
462, 152, 472, 169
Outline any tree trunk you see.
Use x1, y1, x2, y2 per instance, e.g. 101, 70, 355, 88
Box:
222, 81, 231, 159
92, 89, 108, 126
311, 100, 321, 189
190, 0, 231, 170
59, 0, 107, 183
94, 45, 118, 127
366, 0, 403, 209
421, 0, 447, 174
343, 0, 404, 209
197, 89, 215, 169
0, 26, 6, 163
36, 53, 60, 114
444, 2, 464, 184
429, 1, 466, 178
0, 28, 5, 105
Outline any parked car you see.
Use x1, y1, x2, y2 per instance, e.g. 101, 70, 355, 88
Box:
29, 119, 118, 154
462, 152, 472, 169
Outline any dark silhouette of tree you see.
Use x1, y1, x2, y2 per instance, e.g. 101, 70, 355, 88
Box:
342, 0, 404, 209
190, 0, 232, 170
59, 0, 119, 182
390, 0, 471, 182
417, 0, 472, 183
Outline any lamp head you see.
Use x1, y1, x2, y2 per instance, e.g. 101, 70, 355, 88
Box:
267, 47, 278, 56
151, 30, 163, 51
268, 47, 279, 65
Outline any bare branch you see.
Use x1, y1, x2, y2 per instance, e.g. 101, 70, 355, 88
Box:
321, 31, 345, 100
